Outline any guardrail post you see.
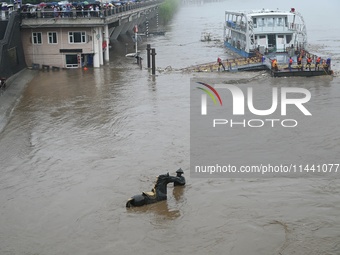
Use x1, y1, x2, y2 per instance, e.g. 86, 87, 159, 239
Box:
151, 48, 156, 75
147, 44, 151, 68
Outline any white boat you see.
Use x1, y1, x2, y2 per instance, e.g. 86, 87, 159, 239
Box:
224, 8, 307, 57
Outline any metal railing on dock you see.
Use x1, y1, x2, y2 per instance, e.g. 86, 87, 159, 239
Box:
181, 55, 266, 72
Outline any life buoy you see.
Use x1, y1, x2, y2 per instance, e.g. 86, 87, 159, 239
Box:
102, 40, 107, 50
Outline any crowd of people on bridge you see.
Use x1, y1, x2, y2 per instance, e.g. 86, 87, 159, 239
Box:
1, 0, 148, 19
20, 2, 105, 19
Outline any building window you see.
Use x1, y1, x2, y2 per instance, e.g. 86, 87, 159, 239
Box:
48, 32, 58, 44
69, 32, 86, 44
32, 32, 42, 44
65, 54, 79, 68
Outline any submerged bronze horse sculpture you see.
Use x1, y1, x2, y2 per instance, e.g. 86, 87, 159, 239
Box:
126, 169, 185, 207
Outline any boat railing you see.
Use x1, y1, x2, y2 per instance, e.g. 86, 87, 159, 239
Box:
253, 25, 292, 33
226, 21, 246, 33
288, 22, 304, 32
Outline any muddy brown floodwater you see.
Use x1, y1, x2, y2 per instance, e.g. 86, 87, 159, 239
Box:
1, 0, 340, 254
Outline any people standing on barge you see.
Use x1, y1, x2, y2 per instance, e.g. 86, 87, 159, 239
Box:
306, 56, 312, 71
323, 60, 329, 72
297, 55, 302, 71
300, 49, 305, 58
217, 57, 225, 71
326, 58, 331, 69
271, 59, 278, 71
288, 57, 293, 72
315, 56, 321, 71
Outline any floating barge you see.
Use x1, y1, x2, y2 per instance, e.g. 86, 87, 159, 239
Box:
271, 69, 333, 77
182, 54, 334, 77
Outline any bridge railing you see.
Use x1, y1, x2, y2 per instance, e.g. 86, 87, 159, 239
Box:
0, 0, 161, 21
0, 9, 13, 20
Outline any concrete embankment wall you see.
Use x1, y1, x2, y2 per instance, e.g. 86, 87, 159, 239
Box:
0, 12, 27, 78
0, 69, 37, 133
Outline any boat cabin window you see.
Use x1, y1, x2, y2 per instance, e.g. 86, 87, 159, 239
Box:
253, 18, 257, 28
285, 17, 288, 27
258, 35, 266, 46
267, 18, 275, 27
286, 35, 292, 44
277, 18, 283, 26
278, 35, 284, 42
259, 18, 265, 27
267, 18, 272, 26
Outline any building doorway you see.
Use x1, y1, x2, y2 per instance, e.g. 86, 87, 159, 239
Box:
81, 54, 94, 68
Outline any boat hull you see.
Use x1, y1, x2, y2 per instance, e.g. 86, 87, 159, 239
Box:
224, 41, 254, 58
271, 69, 333, 77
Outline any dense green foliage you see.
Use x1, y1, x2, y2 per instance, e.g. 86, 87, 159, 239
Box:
158, 0, 180, 23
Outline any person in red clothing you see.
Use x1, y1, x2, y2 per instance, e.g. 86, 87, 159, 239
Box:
306, 56, 312, 71
288, 57, 293, 72
297, 55, 302, 71
217, 57, 226, 71
315, 56, 321, 71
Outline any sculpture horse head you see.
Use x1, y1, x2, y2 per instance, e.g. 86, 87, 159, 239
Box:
126, 171, 185, 208
152, 172, 173, 196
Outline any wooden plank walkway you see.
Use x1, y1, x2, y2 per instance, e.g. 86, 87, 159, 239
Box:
181, 56, 264, 72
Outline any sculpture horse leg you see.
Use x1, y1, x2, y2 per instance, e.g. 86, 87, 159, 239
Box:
126, 194, 148, 207
126, 191, 163, 207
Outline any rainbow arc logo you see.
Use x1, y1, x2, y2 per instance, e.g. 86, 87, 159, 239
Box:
196, 82, 223, 115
